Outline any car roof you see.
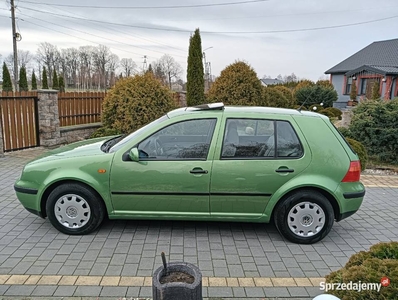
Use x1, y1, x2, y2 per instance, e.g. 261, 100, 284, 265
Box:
167, 105, 326, 119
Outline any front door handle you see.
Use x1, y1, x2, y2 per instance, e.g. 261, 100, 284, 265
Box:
190, 168, 208, 174
275, 168, 294, 173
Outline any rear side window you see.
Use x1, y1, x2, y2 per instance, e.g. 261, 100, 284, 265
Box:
221, 118, 303, 159
276, 121, 303, 158
329, 121, 356, 155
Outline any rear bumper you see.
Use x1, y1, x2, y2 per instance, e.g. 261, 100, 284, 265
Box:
343, 190, 366, 199
335, 182, 365, 221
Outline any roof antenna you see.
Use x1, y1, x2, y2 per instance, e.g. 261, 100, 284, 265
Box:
297, 90, 315, 112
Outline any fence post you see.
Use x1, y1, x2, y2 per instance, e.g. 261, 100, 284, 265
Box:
0, 113, 4, 157
37, 89, 61, 147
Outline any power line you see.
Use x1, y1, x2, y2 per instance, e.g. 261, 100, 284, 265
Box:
180, 5, 398, 21
17, 5, 398, 34
22, 4, 187, 53
20, 18, 150, 58
19, 12, 187, 58
18, 0, 270, 9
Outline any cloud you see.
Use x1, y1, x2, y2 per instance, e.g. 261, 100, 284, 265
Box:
0, 0, 397, 80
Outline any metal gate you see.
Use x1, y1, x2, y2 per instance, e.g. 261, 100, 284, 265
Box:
0, 92, 40, 152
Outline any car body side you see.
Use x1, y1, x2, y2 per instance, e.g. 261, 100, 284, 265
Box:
15, 108, 365, 224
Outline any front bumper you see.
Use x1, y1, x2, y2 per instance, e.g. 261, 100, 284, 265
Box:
14, 184, 43, 218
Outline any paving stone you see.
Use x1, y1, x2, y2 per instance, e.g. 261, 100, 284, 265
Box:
31, 285, 57, 296
5, 285, 35, 296
74, 286, 102, 296
100, 286, 128, 297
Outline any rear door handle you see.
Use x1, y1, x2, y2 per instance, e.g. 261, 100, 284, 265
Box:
275, 168, 294, 173
190, 169, 208, 174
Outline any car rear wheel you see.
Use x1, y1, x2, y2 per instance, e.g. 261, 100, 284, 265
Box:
46, 183, 106, 235
274, 189, 334, 244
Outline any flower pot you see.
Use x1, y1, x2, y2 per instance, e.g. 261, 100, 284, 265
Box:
152, 262, 202, 300
347, 100, 353, 106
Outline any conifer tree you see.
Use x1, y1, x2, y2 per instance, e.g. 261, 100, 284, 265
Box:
186, 28, 204, 106
42, 67, 49, 89
371, 81, 381, 100
58, 76, 65, 92
2, 62, 13, 92
19, 66, 28, 91
350, 80, 357, 101
52, 69, 59, 89
31, 71, 37, 90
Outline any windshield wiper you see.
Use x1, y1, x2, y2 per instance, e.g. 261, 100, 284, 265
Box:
101, 135, 125, 153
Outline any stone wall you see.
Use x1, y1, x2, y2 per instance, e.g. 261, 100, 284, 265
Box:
60, 123, 101, 144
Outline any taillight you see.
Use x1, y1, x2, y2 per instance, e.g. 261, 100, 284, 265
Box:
342, 161, 361, 182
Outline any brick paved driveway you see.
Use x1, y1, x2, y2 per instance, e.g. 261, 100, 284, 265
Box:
0, 148, 397, 299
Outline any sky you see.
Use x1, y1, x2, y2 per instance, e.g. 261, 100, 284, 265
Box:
0, 0, 397, 81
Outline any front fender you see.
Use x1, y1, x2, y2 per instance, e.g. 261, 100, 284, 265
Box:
262, 174, 340, 222
38, 167, 113, 215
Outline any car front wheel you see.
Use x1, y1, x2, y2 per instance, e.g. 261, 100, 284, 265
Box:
274, 189, 334, 244
46, 183, 106, 235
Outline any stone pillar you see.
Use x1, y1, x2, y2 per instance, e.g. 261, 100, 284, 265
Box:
37, 90, 61, 147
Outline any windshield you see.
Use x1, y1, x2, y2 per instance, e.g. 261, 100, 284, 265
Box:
109, 115, 169, 153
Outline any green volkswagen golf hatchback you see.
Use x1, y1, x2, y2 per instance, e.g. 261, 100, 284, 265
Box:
14, 103, 365, 244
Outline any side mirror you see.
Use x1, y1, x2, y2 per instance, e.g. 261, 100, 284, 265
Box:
129, 147, 139, 162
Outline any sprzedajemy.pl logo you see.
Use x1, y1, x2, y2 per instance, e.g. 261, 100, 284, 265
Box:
320, 277, 390, 293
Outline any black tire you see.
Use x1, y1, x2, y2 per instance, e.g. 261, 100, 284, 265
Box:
46, 183, 106, 235
273, 189, 334, 244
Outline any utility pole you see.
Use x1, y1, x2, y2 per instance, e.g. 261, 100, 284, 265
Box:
10, 0, 19, 92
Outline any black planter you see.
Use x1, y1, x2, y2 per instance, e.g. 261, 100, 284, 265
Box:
152, 262, 202, 300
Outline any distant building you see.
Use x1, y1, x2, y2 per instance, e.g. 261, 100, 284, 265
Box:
260, 78, 284, 87
325, 38, 398, 108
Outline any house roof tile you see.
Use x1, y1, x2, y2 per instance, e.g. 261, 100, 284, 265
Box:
325, 38, 398, 74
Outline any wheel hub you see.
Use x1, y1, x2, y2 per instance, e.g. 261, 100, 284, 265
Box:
66, 206, 78, 218
301, 215, 313, 226
54, 194, 91, 229
287, 201, 325, 237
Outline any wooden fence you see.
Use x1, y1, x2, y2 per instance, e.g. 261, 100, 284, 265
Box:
0, 91, 39, 152
58, 92, 105, 127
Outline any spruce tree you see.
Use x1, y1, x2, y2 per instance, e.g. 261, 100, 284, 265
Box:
52, 69, 59, 90
58, 76, 65, 92
2, 62, 13, 92
42, 67, 49, 89
31, 71, 37, 90
371, 81, 381, 100
186, 28, 205, 106
19, 66, 28, 91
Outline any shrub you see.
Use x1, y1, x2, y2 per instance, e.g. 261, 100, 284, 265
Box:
322, 107, 342, 120
349, 98, 398, 164
346, 138, 368, 171
326, 242, 398, 300
294, 79, 315, 92
308, 104, 324, 112
271, 86, 295, 107
294, 85, 338, 108
261, 87, 290, 108
316, 79, 334, 90
350, 79, 357, 100
101, 73, 176, 134
338, 127, 353, 139
207, 61, 262, 106
90, 127, 121, 138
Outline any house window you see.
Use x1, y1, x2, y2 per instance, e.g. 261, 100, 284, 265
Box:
345, 77, 352, 94
360, 79, 367, 95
